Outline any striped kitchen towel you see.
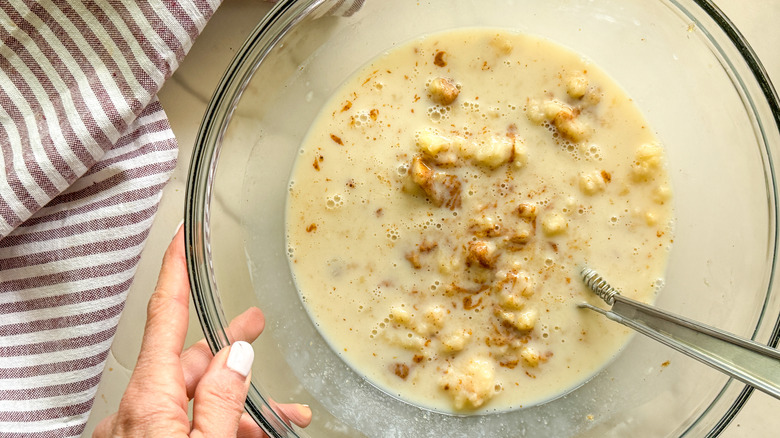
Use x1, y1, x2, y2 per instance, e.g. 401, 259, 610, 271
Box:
0, 0, 363, 436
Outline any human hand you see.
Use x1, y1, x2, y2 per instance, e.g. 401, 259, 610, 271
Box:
94, 226, 311, 437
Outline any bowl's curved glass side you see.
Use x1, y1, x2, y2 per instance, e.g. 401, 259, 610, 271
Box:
668, 0, 780, 435
185, 1, 335, 437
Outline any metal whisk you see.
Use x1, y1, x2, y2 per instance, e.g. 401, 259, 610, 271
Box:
579, 267, 780, 400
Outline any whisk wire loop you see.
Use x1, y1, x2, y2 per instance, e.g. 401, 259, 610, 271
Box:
580, 267, 620, 305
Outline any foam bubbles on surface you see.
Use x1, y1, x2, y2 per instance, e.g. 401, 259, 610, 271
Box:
397, 162, 410, 177
326, 193, 345, 209
427, 104, 452, 122
461, 101, 480, 111
582, 143, 603, 161
386, 226, 400, 241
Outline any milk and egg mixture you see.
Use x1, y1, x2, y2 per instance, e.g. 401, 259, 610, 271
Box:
286, 29, 673, 413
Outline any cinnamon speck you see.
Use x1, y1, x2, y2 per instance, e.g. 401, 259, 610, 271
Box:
393, 363, 410, 379
434, 50, 448, 67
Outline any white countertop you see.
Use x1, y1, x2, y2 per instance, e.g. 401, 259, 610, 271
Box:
83, 0, 780, 435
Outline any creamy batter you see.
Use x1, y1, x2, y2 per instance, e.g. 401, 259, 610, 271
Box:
286, 28, 673, 413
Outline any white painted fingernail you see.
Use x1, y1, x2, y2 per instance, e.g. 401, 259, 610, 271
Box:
173, 219, 184, 240
226, 341, 254, 377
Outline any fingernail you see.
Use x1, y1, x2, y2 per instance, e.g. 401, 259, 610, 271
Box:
173, 219, 184, 240
293, 403, 313, 427
226, 341, 254, 377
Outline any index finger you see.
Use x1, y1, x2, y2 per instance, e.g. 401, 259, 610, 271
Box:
137, 225, 191, 366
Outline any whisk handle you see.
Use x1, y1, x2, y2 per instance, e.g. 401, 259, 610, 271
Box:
606, 294, 780, 400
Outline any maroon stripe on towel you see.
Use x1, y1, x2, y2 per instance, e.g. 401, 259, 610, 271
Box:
0, 374, 102, 401
89, 137, 176, 176
0, 279, 134, 315
0, 256, 141, 293
49, 161, 175, 206
0, 302, 125, 337
0, 374, 101, 400
0, 10, 80, 191
88, 1, 163, 93
0, 350, 109, 380
85, 2, 159, 99
108, 0, 181, 82
0, 206, 158, 248
163, 2, 199, 45
0, 399, 94, 423
0, 199, 22, 233
0, 422, 86, 438
112, 115, 173, 149
138, 11, 186, 72
0, 326, 116, 357
0, 85, 42, 215
6, 3, 112, 158
0, 424, 86, 438
18, 182, 167, 228
0, 5, 100, 173
30, 3, 127, 136
0, 231, 149, 271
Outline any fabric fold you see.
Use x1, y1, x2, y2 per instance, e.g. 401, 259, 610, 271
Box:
0, 1, 219, 435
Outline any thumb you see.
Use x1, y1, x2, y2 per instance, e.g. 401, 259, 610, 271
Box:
190, 341, 254, 437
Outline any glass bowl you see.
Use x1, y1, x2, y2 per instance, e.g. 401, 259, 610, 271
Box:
184, 0, 780, 436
